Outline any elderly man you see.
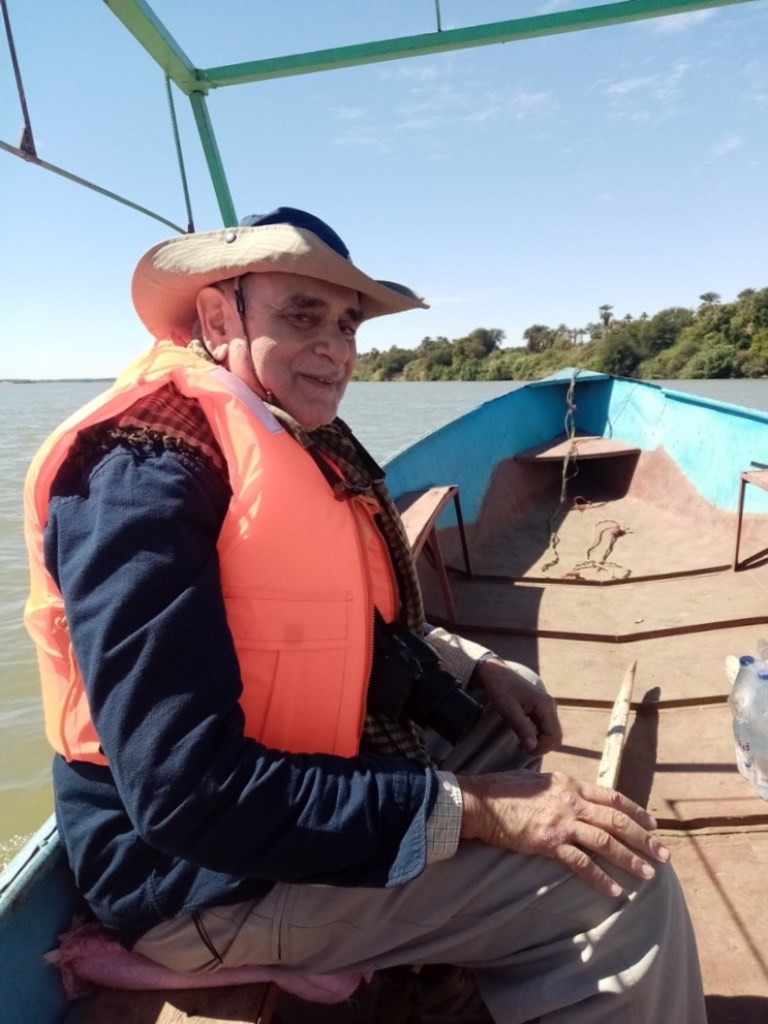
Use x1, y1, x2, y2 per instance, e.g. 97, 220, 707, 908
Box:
25, 208, 705, 1023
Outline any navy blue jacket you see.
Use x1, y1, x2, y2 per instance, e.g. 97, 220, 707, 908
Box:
45, 434, 437, 945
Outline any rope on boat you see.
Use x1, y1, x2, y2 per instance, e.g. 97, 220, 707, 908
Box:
540, 371, 631, 580
572, 519, 632, 579
586, 520, 628, 562
165, 75, 195, 233
540, 371, 579, 573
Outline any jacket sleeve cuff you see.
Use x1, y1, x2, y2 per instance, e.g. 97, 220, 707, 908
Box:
422, 625, 498, 687
425, 771, 463, 863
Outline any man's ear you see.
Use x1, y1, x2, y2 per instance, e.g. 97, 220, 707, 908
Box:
196, 285, 239, 363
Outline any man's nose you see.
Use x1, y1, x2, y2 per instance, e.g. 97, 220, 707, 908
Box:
315, 323, 354, 363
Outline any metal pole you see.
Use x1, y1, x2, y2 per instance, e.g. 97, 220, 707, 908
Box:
188, 92, 237, 227
1, 0, 36, 155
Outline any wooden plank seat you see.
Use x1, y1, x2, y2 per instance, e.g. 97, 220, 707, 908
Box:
80, 977, 379, 1024
515, 433, 641, 463
81, 981, 278, 1024
733, 468, 768, 570
395, 485, 472, 624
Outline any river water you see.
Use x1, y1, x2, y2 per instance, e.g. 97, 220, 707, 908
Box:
2, 376, 768, 867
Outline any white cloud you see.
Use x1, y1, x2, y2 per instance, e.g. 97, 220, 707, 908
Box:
744, 59, 768, 106
332, 133, 396, 157
600, 59, 695, 123
332, 106, 366, 122
605, 59, 692, 103
380, 63, 444, 83
650, 9, 716, 34
712, 131, 744, 155
465, 89, 557, 125
429, 287, 510, 306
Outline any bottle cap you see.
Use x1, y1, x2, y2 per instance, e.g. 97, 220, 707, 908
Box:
740, 655, 756, 664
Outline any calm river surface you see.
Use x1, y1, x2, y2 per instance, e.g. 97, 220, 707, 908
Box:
2, 377, 768, 866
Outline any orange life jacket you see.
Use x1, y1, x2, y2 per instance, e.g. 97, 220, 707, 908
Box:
24, 342, 397, 764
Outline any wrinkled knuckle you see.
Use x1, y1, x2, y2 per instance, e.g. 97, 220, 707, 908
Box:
592, 828, 614, 851
610, 808, 629, 831
570, 847, 592, 872
561, 790, 580, 811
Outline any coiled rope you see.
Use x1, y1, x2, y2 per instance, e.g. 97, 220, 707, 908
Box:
540, 370, 631, 579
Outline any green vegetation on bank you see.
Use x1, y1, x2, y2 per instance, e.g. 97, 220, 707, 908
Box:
353, 288, 768, 382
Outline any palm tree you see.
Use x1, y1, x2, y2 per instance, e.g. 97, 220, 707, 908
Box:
598, 304, 614, 328
523, 324, 553, 353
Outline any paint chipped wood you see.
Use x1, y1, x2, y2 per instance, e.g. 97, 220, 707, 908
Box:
80, 982, 277, 1024
596, 660, 637, 789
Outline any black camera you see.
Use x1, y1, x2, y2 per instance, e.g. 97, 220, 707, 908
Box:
367, 613, 483, 744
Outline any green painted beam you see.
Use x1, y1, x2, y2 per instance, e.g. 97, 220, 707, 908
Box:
103, 0, 764, 95
102, 0, 200, 93
198, 0, 763, 89
188, 94, 238, 227
98, 0, 764, 230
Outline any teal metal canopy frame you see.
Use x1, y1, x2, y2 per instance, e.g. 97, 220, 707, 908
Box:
5, 1, 763, 231
102, 0, 765, 228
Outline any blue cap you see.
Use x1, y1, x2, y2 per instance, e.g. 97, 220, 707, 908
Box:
240, 208, 350, 259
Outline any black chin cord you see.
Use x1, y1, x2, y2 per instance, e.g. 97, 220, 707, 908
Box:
233, 276, 277, 406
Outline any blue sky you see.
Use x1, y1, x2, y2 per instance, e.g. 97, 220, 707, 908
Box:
1, 0, 767, 379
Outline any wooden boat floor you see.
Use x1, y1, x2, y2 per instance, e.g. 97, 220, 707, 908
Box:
412, 451, 768, 1015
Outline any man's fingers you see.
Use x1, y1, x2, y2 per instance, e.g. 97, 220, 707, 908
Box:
573, 821, 659, 882
567, 787, 671, 864
575, 777, 658, 831
459, 770, 671, 898
555, 843, 626, 898
599, 805, 670, 865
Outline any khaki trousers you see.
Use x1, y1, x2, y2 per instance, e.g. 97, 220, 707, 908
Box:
135, 696, 707, 1023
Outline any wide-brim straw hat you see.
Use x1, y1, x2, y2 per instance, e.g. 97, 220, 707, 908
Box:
132, 207, 428, 340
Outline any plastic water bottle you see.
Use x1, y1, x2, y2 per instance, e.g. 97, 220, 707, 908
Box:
730, 655, 757, 783
750, 669, 768, 800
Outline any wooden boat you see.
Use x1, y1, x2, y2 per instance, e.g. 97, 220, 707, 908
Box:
3, 369, 768, 1023
388, 369, 768, 1023
3, 2, 767, 1022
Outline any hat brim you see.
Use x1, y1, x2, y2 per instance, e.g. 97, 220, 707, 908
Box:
132, 223, 428, 339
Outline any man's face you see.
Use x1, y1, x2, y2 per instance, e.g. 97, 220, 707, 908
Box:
228, 272, 361, 431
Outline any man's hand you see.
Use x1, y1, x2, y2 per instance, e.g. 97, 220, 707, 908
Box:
473, 658, 563, 755
458, 769, 669, 897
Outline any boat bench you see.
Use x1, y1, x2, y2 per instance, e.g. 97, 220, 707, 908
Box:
81, 978, 380, 1023
80, 982, 278, 1024
514, 433, 641, 463
394, 484, 472, 623
733, 468, 768, 570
